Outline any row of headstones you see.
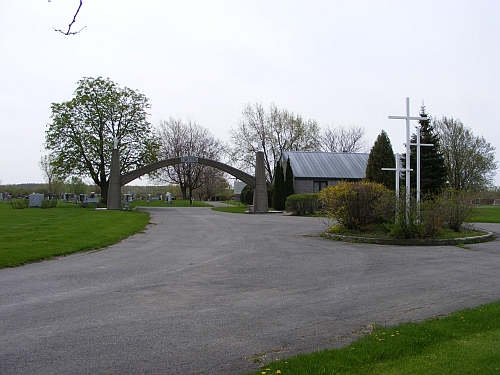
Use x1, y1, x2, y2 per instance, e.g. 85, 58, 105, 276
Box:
139, 193, 173, 204
122, 193, 173, 209
0, 192, 12, 203
148, 192, 173, 204
0, 192, 102, 207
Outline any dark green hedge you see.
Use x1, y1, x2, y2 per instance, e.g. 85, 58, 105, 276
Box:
285, 193, 321, 215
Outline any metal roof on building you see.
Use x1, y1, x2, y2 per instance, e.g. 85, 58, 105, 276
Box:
281, 151, 369, 179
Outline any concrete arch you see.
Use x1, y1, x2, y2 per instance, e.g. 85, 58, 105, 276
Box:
120, 157, 256, 187
108, 151, 268, 212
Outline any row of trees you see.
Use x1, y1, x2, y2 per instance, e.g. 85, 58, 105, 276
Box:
43, 77, 498, 205
43, 77, 369, 203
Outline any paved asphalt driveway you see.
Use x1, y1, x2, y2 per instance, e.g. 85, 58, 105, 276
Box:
1, 207, 499, 374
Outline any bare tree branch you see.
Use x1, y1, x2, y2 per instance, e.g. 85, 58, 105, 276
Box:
52, 0, 87, 36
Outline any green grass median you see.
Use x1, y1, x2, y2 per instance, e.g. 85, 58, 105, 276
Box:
0, 202, 150, 268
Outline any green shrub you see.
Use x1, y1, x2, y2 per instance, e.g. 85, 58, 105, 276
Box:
41, 199, 58, 209
389, 189, 475, 238
285, 193, 321, 215
240, 185, 254, 205
240, 184, 273, 208
11, 199, 29, 209
438, 188, 476, 232
319, 181, 393, 230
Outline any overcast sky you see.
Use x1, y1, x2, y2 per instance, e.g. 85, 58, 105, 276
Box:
1, 0, 499, 186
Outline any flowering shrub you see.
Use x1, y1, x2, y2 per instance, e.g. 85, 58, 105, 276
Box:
319, 181, 393, 230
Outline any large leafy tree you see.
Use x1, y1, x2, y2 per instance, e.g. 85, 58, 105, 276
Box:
230, 102, 320, 184
157, 118, 224, 201
45, 77, 160, 203
365, 130, 396, 190
402, 105, 447, 197
434, 117, 497, 191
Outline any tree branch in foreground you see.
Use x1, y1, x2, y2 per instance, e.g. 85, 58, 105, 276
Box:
52, 0, 87, 35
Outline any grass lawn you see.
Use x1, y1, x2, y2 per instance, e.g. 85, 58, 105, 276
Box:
470, 205, 500, 223
0, 201, 150, 268
246, 301, 500, 375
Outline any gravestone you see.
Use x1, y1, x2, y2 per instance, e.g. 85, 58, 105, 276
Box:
6, 195, 12, 204
29, 193, 45, 207
493, 199, 500, 206
0, 192, 3, 201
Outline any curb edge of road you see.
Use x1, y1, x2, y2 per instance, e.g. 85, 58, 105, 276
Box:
322, 231, 495, 246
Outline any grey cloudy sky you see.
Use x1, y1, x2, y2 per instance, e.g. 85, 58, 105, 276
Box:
1, 0, 498, 186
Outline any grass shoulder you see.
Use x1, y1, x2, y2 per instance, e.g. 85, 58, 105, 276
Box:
246, 300, 500, 375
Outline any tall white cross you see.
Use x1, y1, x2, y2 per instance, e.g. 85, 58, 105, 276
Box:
410, 126, 433, 203
388, 97, 427, 221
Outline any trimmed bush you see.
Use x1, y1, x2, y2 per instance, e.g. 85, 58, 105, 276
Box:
285, 193, 321, 215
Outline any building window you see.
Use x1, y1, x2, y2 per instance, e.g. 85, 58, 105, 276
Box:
313, 181, 328, 193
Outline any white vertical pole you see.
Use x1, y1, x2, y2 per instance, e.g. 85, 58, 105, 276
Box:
405, 97, 411, 222
416, 127, 421, 203
395, 153, 400, 199
410, 127, 433, 204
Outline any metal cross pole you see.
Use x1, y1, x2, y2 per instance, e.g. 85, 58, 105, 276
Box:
409, 126, 433, 203
382, 153, 412, 219
382, 153, 409, 199
388, 97, 427, 222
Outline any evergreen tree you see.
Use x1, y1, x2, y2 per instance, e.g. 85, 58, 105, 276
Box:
403, 105, 447, 197
273, 162, 286, 210
365, 130, 396, 190
284, 157, 295, 199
